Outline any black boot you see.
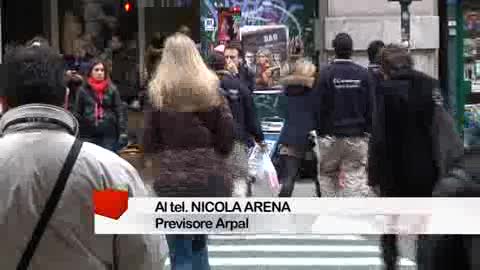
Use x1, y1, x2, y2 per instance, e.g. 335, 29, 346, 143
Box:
278, 156, 301, 197
313, 176, 322, 197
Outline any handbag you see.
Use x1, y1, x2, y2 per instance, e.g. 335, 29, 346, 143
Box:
16, 138, 83, 270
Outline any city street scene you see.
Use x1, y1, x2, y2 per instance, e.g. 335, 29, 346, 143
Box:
0, 0, 479, 270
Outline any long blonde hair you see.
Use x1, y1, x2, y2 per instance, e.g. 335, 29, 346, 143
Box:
148, 33, 221, 112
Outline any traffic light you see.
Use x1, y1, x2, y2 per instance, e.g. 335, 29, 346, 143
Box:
123, 1, 133, 13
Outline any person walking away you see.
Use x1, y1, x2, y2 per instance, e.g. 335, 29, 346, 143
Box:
143, 33, 235, 270
314, 33, 374, 197
277, 58, 318, 197
367, 40, 385, 81
367, 44, 464, 270
209, 52, 264, 197
224, 42, 256, 94
0, 44, 163, 270
64, 69, 84, 111
365, 40, 385, 195
74, 59, 128, 152
110, 35, 139, 107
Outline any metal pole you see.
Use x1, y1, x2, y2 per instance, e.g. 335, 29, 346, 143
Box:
455, 0, 465, 135
138, 0, 146, 86
50, 0, 60, 53
400, 0, 412, 48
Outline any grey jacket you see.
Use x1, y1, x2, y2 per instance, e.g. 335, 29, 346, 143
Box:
0, 104, 166, 270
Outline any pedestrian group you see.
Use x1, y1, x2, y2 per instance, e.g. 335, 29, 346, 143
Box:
0, 28, 478, 270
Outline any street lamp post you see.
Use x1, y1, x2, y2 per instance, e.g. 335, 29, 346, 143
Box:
389, 0, 422, 48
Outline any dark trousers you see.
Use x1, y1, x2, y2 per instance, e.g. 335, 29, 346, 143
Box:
278, 155, 301, 197
277, 154, 321, 197
381, 234, 399, 270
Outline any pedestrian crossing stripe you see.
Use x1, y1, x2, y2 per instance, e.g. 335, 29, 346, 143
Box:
209, 235, 365, 241
163, 235, 416, 267
165, 257, 416, 266
206, 244, 380, 252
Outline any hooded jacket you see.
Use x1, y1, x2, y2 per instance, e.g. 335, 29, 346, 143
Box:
0, 104, 165, 270
217, 70, 264, 145
277, 60, 317, 146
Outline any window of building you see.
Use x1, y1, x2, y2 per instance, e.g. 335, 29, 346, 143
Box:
58, 1, 138, 73
464, 0, 480, 92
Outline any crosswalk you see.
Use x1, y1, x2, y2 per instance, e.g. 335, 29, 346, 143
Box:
163, 235, 416, 270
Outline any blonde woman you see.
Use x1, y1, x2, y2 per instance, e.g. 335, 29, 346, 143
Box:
143, 33, 234, 269
255, 48, 277, 88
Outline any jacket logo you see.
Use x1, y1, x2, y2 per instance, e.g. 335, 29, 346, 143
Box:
333, 78, 362, 89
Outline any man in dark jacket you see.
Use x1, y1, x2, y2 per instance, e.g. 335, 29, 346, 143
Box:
367, 44, 465, 270
209, 52, 264, 197
367, 40, 385, 80
224, 43, 256, 94
314, 32, 374, 197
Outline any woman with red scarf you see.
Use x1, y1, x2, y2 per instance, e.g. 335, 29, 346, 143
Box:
74, 59, 127, 152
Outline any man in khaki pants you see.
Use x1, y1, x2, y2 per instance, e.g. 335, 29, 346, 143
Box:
313, 33, 374, 197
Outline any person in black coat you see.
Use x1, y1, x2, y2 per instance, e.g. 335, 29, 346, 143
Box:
368, 44, 465, 270
367, 40, 385, 81
276, 58, 317, 197
209, 52, 264, 196
224, 43, 256, 94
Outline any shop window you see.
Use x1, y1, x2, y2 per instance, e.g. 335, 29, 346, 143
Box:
463, 0, 480, 147
58, 0, 140, 104
464, 0, 480, 92
58, 1, 138, 70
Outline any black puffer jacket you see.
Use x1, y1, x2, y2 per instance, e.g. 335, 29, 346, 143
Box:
218, 70, 264, 144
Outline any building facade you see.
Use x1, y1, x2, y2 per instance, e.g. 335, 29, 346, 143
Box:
321, 0, 440, 78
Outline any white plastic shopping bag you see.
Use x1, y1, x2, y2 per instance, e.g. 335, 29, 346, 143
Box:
248, 144, 280, 196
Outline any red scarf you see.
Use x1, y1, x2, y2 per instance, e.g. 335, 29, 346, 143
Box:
88, 77, 109, 124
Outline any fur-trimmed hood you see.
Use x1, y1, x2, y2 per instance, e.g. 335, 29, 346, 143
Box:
215, 70, 233, 80
279, 59, 317, 95
280, 74, 316, 88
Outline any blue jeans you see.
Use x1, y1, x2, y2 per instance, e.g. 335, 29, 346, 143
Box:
166, 235, 210, 270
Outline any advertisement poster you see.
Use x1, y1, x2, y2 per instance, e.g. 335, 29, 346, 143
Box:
241, 26, 288, 89
200, 0, 316, 65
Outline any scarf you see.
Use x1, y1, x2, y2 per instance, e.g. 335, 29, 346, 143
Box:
88, 77, 109, 124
